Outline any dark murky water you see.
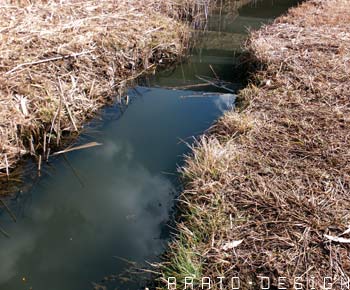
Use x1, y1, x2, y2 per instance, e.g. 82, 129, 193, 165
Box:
0, 1, 300, 290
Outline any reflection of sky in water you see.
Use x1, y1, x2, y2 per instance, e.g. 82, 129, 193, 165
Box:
0, 87, 232, 290
213, 93, 236, 112
0, 141, 175, 290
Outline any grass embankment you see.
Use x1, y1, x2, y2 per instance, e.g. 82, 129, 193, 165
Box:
160, 0, 350, 288
0, 0, 204, 179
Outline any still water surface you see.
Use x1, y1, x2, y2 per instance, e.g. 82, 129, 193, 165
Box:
0, 1, 300, 289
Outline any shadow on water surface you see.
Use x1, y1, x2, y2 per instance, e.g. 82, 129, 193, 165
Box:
0, 0, 302, 289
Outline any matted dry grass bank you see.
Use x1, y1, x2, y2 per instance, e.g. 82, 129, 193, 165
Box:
0, 0, 204, 178
159, 0, 350, 288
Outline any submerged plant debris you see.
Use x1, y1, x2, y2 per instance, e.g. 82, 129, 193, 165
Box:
159, 0, 350, 288
0, 0, 206, 179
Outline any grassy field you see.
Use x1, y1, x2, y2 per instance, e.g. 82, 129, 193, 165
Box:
159, 0, 350, 288
0, 0, 205, 179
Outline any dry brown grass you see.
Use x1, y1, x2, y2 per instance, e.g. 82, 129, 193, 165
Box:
159, 0, 350, 288
0, 0, 206, 178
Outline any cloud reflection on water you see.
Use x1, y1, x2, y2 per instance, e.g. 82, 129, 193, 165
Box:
0, 140, 175, 290
0, 87, 232, 290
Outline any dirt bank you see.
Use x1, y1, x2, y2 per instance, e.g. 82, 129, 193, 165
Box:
160, 0, 350, 288
0, 0, 203, 179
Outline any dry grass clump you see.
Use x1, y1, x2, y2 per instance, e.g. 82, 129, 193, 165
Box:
211, 111, 256, 137
159, 0, 350, 288
0, 0, 206, 178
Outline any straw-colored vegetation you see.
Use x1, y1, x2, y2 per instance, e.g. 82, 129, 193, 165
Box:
0, 0, 205, 178
159, 0, 350, 288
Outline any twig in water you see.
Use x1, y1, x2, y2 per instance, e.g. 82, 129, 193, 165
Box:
0, 225, 10, 238
165, 83, 211, 90
38, 155, 42, 176
0, 199, 16, 222
43, 132, 47, 156
195, 75, 235, 93
180, 92, 224, 98
63, 155, 85, 188
209, 64, 219, 80
51, 141, 102, 156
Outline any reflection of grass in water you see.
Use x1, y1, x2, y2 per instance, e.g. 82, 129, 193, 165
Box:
0, 157, 37, 195
92, 257, 153, 290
